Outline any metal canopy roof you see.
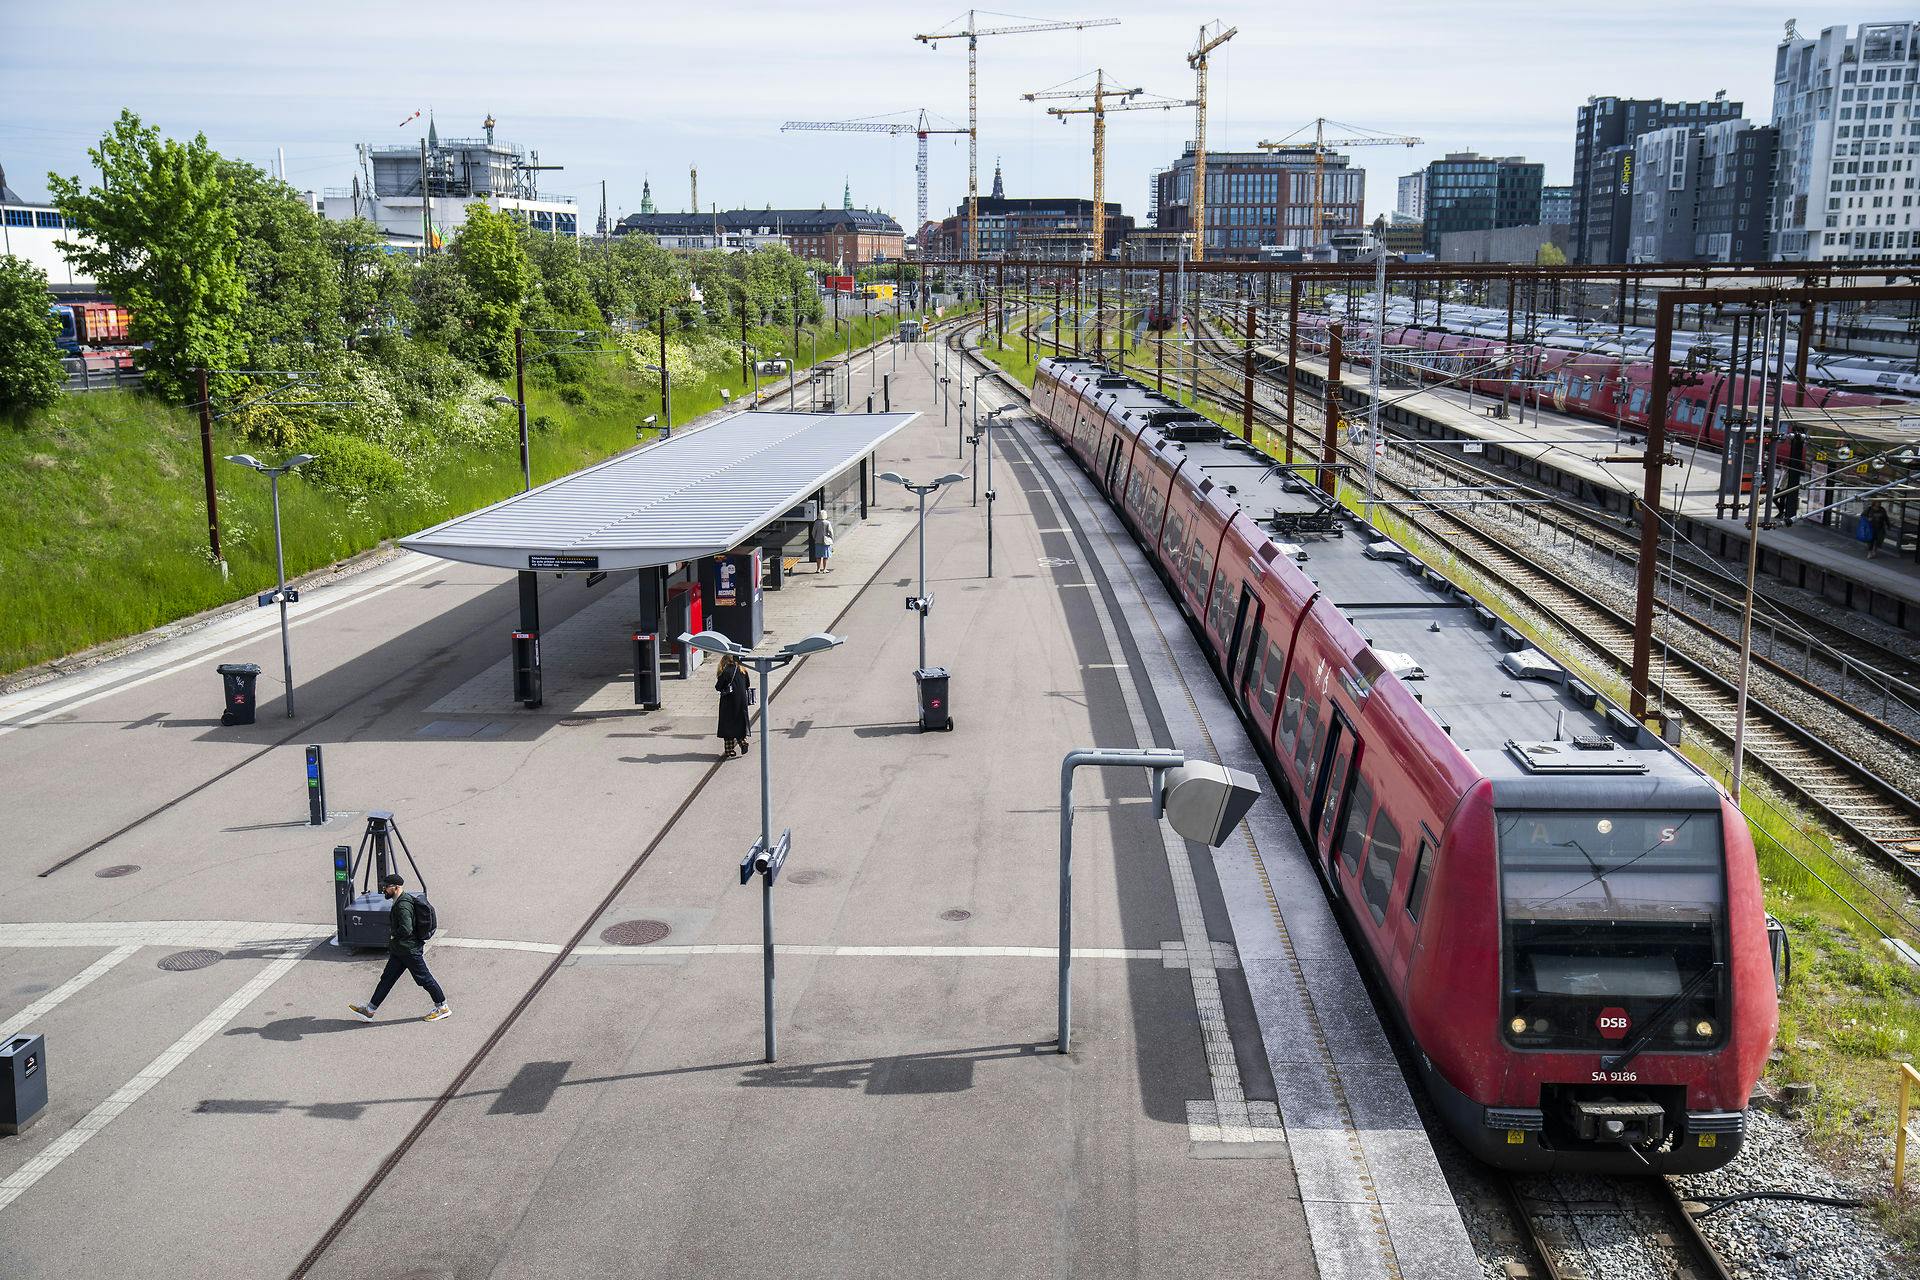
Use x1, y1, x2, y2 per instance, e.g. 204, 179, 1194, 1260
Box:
399, 409, 916, 572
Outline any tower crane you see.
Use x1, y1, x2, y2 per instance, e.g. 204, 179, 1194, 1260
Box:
781, 110, 969, 230
1185, 21, 1236, 263
1026, 71, 1195, 263
1257, 117, 1421, 249
914, 11, 1120, 260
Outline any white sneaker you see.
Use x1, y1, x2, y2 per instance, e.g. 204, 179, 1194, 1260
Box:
424, 1004, 452, 1022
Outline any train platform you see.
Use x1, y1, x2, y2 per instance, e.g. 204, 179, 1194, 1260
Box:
1262, 343, 1920, 626
0, 327, 1474, 1278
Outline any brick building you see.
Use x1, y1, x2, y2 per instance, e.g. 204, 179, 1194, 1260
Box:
616, 208, 903, 267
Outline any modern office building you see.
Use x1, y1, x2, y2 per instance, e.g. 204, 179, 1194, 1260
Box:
1540, 184, 1573, 226
320, 115, 579, 248
918, 194, 1130, 261
1572, 94, 1743, 262
1772, 19, 1920, 260
1620, 117, 1777, 263
617, 208, 903, 267
1421, 152, 1544, 255
1396, 171, 1426, 220
1150, 144, 1365, 259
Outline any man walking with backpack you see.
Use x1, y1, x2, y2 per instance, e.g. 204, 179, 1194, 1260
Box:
348, 873, 450, 1023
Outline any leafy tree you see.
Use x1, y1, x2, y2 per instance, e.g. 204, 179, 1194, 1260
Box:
449, 203, 532, 377
409, 253, 479, 355
0, 255, 67, 416
47, 111, 245, 397
1536, 242, 1568, 266
323, 217, 415, 347
223, 159, 344, 363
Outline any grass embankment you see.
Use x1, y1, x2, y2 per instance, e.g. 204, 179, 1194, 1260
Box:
0, 313, 899, 676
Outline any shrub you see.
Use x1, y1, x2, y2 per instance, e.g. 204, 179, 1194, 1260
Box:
300, 430, 404, 497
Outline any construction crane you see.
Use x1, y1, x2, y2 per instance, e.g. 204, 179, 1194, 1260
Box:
1257, 118, 1421, 249
1185, 21, 1236, 263
914, 10, 1120, 260
781, 110, 969, 230
1026, 71, 1195, 263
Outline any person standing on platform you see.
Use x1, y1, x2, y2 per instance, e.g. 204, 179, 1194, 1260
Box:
1865, 501, 1891, 559
715, 652, 752, 758
348, 874, 450, 1023
810, 513, 834, 573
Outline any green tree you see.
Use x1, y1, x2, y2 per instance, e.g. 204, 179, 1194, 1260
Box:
47, 111, 245, 397
223, 159, 344, 363
323, 217, 414, 346
0, 255, 67, 416
449, 204, 532, 377
1536, 242, 1568, 266
409, 253, 479, 355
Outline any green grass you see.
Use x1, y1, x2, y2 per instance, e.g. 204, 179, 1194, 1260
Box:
0, 313, 899, 676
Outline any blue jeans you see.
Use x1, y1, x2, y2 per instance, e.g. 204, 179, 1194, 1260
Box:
371, 948, 445, 1008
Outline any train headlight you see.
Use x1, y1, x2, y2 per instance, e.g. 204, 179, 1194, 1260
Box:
1533, 1018, 1550, 1034
1595, 818, 1613, 835
1509, 1017, 1528, 1035
1694, 1019, 1715, 1039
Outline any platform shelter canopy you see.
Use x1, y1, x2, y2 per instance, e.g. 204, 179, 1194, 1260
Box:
399, 410, 916, 572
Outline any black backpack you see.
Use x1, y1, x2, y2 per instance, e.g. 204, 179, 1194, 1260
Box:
408, 893, 438, 942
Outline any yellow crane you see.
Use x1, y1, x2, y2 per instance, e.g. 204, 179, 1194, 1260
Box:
1186, 21, 1236, 263
1257, 117, 1421, 248
915, 10, 1120, 260
1026, 71, 1196, 262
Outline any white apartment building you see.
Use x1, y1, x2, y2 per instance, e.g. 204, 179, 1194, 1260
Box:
1772, 19, 1920, 260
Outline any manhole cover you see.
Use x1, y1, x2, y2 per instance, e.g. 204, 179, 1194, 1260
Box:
939, 909, 973, 922
158, 949, 222, 972
785, 869, 832, 885
95, 864, 140, 878
599, 919, 671, 947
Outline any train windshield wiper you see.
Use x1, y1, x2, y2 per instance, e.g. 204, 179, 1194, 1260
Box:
1600, 960, 1724, 1072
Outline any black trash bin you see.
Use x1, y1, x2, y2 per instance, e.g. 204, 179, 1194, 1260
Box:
217, 662, 262, 726
1, 1033, 47, 1135
915, 667, 952, 732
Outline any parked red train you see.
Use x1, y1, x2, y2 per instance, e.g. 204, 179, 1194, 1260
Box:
1287, 315, 1897, 452
1032, 355, 1779, 1173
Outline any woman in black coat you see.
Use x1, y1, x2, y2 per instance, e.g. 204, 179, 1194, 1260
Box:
715, 654, 752, 758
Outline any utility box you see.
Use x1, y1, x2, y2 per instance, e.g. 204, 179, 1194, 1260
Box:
1, 1033, 47, 1135
511, 631, 541, 707
333, 841, 394, 951
704, 550, 764, 650
217, 662, 261, 726
915, 667, 952, 732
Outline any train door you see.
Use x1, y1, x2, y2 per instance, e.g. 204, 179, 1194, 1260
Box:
1308, 710, 1357, 878
1388, 825, 1438, 986
1103, 435, 1126, 495
1224, 587, 1266, 710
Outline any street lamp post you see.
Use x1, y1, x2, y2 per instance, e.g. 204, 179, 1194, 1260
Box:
980, 405, 1017, 578
681, 628, 845, 1063
223, 452, 315, 718
1054, 750, 1261, 1053
878, 471, 966, 713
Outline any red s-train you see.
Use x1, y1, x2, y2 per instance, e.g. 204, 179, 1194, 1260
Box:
1287, 314, 1897, 453
1031, 355, 1779, 1173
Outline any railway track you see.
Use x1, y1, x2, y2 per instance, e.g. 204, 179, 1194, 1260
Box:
1501, 1173, 1734, 1280
971, 308, 1920, 885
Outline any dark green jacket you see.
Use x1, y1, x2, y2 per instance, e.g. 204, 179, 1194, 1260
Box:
389, 893, 420, 955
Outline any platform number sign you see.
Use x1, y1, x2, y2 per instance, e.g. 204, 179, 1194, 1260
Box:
1596, 1006, 1632, 1040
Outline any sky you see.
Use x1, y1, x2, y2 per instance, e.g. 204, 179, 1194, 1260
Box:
0, 1, 1854, 231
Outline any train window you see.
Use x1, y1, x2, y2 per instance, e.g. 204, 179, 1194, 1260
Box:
1336, 774, 1373, 874
1255, 644, 1283, 716
1405, 837, 1434, 922
1293, 693, 1320, 782
1361, 812, 1404, 925
1497, 810, 1726, 1052
1207, 569, 1237, 643
1629, 388, 1649, 414
1279, 674, 1306, 750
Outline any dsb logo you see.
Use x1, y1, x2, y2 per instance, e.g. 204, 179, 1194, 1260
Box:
1596, 1007, 1632, 1040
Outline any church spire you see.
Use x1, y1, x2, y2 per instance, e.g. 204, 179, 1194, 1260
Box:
426, 112, 439, 150
990, 157, 1004, 200
843, 176, 852, 211
640, 176, 654, 215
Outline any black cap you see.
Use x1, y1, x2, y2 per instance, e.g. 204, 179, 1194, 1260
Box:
380, 873, 405, 888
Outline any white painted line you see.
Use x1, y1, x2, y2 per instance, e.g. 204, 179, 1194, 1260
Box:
0, 553, 441, 736
0, 945, 139, 1042
0, 952, 301, 1213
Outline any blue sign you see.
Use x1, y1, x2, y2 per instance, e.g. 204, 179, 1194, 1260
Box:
739, 829, 793, 885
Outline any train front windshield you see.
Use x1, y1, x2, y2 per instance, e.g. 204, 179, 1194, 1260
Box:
1496, 810, 1726, 1052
